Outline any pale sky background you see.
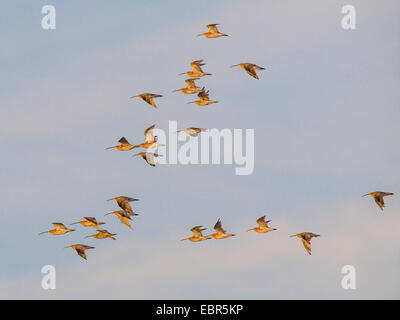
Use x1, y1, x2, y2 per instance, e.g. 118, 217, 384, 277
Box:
1, 0, 399, 299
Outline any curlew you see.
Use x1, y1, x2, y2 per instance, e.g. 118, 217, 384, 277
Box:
39, 223, 75, 236
173, 78, 203, 94
130, 93, 162, 109
197, 24, 228, 38
105, 210, 136, 230
107, 196, 139, 215
70, 217, 105, 229
179, 60, 212, 78
209, 219, 235, 239
65, 244, 95, 260
247, 216, 277, 234
132, 152, 162, 167
290, 232, 320, 255
181, 226, 211, 242
177, 127, 207, 137
105, 137, 135, 151
132, 124, 165, 149
231, 63, 265, 80
362, 191, 394, 211
188, 87, 218, 106
85, 229, 117, 240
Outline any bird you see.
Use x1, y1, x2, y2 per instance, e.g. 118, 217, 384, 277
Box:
362, 191, 394, 211
230, 63, 265, 80
70, 217, 105, 229
197, 24, 228, 38
107, 196, 139, 215
290, 232, 320, 255
132, 152, 162, 167
39, 223, 75, 236
181, 226, 212, 242
177, 127, 207, 137
209, 219, 235, 239
105, 137, 135, 151
131, 124, 165, 149
188, 87, 218, 106
65, 244, 95, 260
85, 229, 117, 240
173, 78, 203, 94
105, 210, 135, 230
179, 60, 212, 78
130, 93, 162, 109
247, 216, 277, 233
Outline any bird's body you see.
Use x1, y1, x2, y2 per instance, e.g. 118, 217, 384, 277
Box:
130, 93, 162, 109
108, 196, 139, 214
248, 216, 277, 233
197, 24, 228, 38
106, 137, 135, 151
231, 63, 265, 80
188, 87, 218, 106
65, 244, 95, 260
85, 229, 117, 240
105, 210, 135, 230
132, 124, 165, 149
182, 226, 211, 242
70, 217, 105, 229
173, 78, 203, 94
177, 127, 207, 137
362, 191, 394, 211
209, 219, 235, 239
39, 223, 75, 236
291, 232, 320, 255
179, 60, 212, 78
132, 152, 162, 167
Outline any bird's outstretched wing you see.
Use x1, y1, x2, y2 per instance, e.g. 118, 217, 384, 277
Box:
144, 124, 156, 143
301, 239, 312, 255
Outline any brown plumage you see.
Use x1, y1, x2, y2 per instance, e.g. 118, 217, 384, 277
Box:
85, 229, 117, 240
132, 124, 165, 149
70, 217, 105, 229
177, 127, 207, 137
362, 191, 394, 211
209, 219, 235, 239
39, 223, 75, 236
290, 232, 320, 255
105, 210, 135, 230
105, 137, 135, 151
65, 244, 95, 260
173, 78, 203, 94
181, 226, 211, 242
247, 216, 277, 234
197, 24, 229, 38
231, 63, 265, 80
132, 152, 162, 167
107, 196, 139, 214
130, 93, 162, 109
188, 87, 218, 106
179, 60, 212, 78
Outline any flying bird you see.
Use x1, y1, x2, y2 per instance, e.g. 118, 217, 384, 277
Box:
130, 93, 163, 109
188, 87, 218, 106
132, 124, 165, 149
85, 229, 117, 240
247, 216, 277, 234
231, 63, 265, 80
65, 244, 95, 260
105, 210, 135, 230
107, 196, 139, 214
209, 219, 235, 239
39, 223, 75, 236
177, 127, 207, 137
179, 60, 212, 78
290, 232, 320, 255
197, 24, 228, 38
173, 78, 203, 94
105, 137, 135, 151
70, 217, 105, 229
362, 191, 394, 211
181, 226, 211, 242
132, 152, 162, 167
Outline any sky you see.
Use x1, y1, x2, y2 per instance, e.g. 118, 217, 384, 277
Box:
0, 0, 399, 299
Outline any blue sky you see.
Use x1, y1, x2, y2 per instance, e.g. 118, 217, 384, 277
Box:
1, 0, 399, 299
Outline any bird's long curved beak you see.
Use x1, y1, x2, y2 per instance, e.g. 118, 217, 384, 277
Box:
130, 95, 138, 98
230, 64, 239, 68
105, 146, 114, 150
107, 198, 115, 201
38, 231, 47, 235
196, 33, 203, 37
246, 229, 253, 232
64, 246, 70, 249
84, 235, 91, 239
131, 154, 140, 158
181, 238, 188, 241
361, 194, 370, 197
172, 89, 180, 92
289, 235, 297, 237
